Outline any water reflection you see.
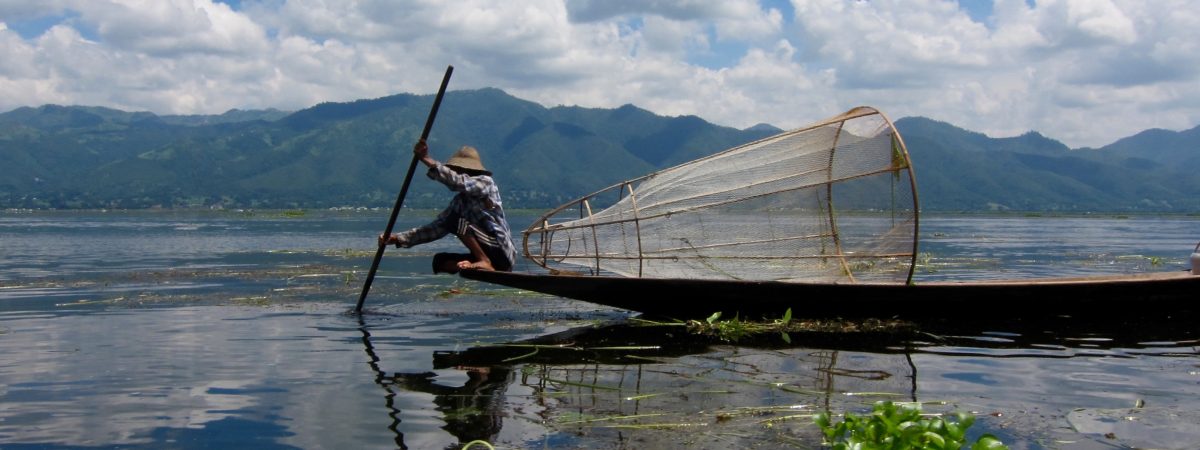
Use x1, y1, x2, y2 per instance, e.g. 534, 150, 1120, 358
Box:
2, 305, 1197, 449
417, 314, 1200, 449
413, 322, 923, 448
4, 211, 1200, 449
358, 319, 411, 449
434, 314, 1200, 364
358, 317, 511, 449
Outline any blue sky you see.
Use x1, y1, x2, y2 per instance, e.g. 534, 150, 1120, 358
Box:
1, 0, 1196, 148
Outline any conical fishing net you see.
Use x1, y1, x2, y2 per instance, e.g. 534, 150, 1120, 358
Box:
523, 106, 919, 284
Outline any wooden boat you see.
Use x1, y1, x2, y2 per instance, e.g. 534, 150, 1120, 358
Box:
460, 107, 1200, 319
460, 269, 1200, 319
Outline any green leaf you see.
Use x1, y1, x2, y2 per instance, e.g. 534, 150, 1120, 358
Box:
957, 412, 975, 430
921, 431, 947, 448
971, 435, 1010, 450
814, 412, 831, 429
814, 401, 1007, 450
705, 311, 722, 325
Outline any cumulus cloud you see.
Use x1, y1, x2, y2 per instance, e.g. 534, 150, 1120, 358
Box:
0, 0, 1197, 148
1034, 0, 1137, 48
0, 24, 40, 78
791, 0, 992, 88
76, 0, 270, 56
568, 0, 763, 23
784, 0, 1200, 146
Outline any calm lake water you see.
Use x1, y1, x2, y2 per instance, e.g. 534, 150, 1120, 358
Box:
1, 210, 1198, 449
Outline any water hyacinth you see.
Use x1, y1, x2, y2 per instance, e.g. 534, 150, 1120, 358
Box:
815, 401, 1008, 450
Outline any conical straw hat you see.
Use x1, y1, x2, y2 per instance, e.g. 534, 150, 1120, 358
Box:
445, 145, 490, 175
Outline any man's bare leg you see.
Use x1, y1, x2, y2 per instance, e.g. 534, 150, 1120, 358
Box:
456, 232, 495, 271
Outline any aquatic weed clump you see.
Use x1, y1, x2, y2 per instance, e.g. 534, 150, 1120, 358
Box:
815, 401, 1008, 450
679, 309, 914, 343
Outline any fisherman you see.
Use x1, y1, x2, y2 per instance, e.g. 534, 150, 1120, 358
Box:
379, 140, 516, 273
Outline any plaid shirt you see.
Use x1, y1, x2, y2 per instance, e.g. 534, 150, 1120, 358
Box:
395, 162, 517, 265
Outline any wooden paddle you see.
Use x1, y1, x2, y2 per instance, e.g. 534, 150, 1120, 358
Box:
356, 65, 454, 313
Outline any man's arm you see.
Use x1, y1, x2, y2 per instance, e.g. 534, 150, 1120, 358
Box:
414, 140, 437, 169
380, 222, 448, 248
416, 141, 493, 198
379, 207, 452, 248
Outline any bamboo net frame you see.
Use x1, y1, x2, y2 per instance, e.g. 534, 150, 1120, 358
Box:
522, 106, 920, 284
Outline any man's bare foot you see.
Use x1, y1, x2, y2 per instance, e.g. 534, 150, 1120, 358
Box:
457, 260, 495, 271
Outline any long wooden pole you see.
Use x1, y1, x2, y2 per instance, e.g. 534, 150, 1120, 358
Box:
356, 65, 454, 312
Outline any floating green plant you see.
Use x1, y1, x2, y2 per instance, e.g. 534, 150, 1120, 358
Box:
329, 248, 374, 258
692, 311, 753, 342
557, 413, 666, 425
815, 401, 1008, 450
680, 308, 911, 343
693, 309, 791, 342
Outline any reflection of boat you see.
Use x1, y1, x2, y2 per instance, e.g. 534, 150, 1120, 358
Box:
433, 311, 1200, 367
462, 107, 1200, 318
429, 319, 927, 447
428, 312, 1200, 448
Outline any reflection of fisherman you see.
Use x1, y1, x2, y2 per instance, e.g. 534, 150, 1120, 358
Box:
379, 140, 516, 273
360, 323, 510, 449
392, 366, 510, 446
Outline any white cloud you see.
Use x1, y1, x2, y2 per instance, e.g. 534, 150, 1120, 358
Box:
74, 0, 270, 56
0, 23, 42, 78
567, 0, 767, 24
783, 0, 1200, 147
712, 1, 783, 42
792, 0, 992, 88
0, 0, 1197, 148
1036, 0, 1137, 47
638, 15, 708, 57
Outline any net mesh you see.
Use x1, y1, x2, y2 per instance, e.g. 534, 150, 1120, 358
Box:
523, 107, 919, 284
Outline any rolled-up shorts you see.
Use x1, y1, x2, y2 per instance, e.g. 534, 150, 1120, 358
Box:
432, 216, 513, 273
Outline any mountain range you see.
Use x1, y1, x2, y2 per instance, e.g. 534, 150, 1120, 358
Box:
1, 89, 1197, 212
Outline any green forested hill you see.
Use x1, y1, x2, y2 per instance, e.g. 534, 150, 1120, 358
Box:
0, 91, 1197, 212
896, 117, 1200, 211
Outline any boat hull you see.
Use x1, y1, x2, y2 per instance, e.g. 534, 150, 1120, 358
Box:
459, 270, 1200, 319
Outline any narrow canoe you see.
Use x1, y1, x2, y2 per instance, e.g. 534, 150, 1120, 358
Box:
459, 269, 1200, 319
